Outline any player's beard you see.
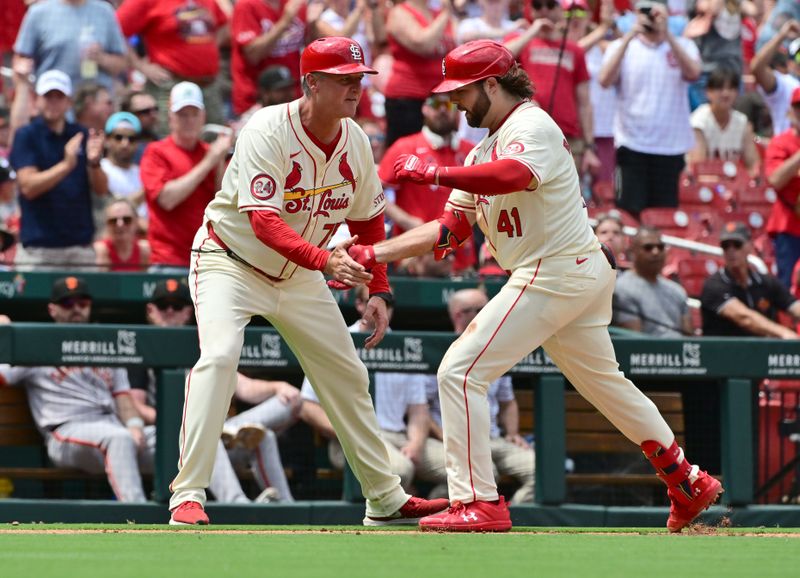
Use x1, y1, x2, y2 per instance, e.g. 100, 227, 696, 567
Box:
464, 85, 491, 128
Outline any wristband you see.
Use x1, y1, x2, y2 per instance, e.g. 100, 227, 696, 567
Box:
126, 417, 145, 429
370, 292, 394, 307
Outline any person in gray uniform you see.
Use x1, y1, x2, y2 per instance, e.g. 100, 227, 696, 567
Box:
0, 277, 153, 502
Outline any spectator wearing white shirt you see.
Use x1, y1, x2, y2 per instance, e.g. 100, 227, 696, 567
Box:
750, 18, 800, 137
688, 67, 760, 176
100, 112, 146, 226
599, 0, 701, 216
456, 0, 526, 44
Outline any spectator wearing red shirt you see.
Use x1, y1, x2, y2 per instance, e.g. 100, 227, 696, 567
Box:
117, 0, 228, 129
765, 87, 800, 289
379, 94, 475, 274
505, 0, 601, 174
140, 82, 232, 271
230, 0, 310, 117
384, 0, 457, 147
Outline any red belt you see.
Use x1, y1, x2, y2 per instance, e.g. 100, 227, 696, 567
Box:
206, 222, 284, 283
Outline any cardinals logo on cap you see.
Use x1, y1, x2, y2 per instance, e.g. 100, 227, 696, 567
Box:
349, 44, 363, 62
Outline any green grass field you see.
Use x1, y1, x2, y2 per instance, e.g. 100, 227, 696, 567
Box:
1, 525, 799, 578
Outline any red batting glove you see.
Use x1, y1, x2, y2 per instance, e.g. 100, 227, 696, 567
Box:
326, 279, 349, 291
394, 154, 439, 184
348, 244, 376, 269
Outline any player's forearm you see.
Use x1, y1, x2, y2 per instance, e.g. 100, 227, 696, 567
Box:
767, 152, 800, 191
249, 210, 330, 270
665, 33, 701, 81
430, 159, 532, 195
89, 164, 109, 197
373, 220, 439, 264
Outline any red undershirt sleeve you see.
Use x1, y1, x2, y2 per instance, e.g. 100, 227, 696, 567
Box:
437, 158, 534, 195
345, 213, 390, 295
248, 211, 330, 271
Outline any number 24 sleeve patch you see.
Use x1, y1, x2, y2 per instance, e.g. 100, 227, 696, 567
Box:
250, 173, 277, 201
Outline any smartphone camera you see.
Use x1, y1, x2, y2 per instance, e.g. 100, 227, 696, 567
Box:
639, 5, 655, 31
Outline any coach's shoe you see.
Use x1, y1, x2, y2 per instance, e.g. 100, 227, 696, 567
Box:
169, 501, 210, 525
666, 471, 723, 532
363, 496, 450, 526
419, 497, 512, 532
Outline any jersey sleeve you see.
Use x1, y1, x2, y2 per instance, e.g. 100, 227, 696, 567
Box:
495, 110, 558, 187
140, 144, 173, 204
700, 274, 733, 314
494, 376, 514, 402
406, 374, 429, 405
444, 147, 479, 214
343, 126, 386, 221
612, 273, 642, 324
111, 368, 132, 396
235, 125, 288, 214
116, 0, 148, 37
0, 364, 32, 387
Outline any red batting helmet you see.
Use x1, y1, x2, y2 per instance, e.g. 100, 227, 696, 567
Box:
432, 40, 515, 93
300, 37, 377, 76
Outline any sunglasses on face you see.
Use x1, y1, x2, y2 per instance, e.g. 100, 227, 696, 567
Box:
426, 99, 458, 111
721, 240, 744, 250
532, 0, 559, 10
57, 297, 91, 310
155, 301, 188, 312
641, 242, 666, 252
566, 8, 587, 18
111, 133, 138, 143
107, 215, 134, 227
133, 106, 158, 116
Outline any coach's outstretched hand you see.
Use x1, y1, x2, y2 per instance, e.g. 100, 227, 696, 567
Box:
394, 154, 439, 184
327, 243, 377, 290
325, 236, 373, 289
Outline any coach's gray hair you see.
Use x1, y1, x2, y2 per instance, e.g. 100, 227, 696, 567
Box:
301, 75, 312, 96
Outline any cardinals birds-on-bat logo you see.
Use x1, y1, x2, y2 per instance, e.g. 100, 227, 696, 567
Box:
283, 153, 358, 215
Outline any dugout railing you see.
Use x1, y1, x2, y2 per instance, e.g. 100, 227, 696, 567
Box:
0, 322, 794, 508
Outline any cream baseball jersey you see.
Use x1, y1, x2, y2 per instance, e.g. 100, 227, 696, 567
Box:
205, 99, 386, 278
446, 102, 598, 271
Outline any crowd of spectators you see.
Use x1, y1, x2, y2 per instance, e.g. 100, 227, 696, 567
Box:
2, 0, 800, 504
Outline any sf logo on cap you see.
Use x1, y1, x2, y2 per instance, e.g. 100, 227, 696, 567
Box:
349, 44, 363, 62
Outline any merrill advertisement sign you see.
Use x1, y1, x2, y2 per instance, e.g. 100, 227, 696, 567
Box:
510, 349, 560, 374
766, 353, 800, 377
627, 342, 707, 376
356, 337, 429, 371
60, 329, 143, 364
239, 334, 289, 368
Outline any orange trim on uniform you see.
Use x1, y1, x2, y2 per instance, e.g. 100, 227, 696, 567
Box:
254, 446, 272, 489
459, 258, 542, 502
50, 430, 124, 501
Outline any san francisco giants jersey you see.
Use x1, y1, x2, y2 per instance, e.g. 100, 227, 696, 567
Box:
0, 365, 130, 434
446, 102, 598, 271
205, 99, 386, 279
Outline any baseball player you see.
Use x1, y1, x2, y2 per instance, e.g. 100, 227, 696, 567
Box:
344, 40, 723, 532
0, 277, 153, 502
168, 37, 449, 525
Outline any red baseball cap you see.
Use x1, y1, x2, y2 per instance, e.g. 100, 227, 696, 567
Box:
792, 86, 800, 106
300, 37, 377, 76
432, 40, 515, 94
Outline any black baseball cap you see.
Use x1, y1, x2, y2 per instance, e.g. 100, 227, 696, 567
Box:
258, 65, 295, 91
150, 279, 191, 305
720, 221, 751, 244
51, 276, 92, 302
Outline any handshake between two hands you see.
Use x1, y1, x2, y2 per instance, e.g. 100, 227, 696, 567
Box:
326, 243, 377, 291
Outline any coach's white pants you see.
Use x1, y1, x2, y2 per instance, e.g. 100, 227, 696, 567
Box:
169, 233, 408, 516
437, 248, 674, 503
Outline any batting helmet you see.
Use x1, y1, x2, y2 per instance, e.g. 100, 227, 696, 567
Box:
300, 37, 377, 77
432, 40, 514, 94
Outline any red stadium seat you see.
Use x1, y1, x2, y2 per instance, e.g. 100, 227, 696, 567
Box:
591, 180, 616, 208
640, 208, 701, 239
736, 181, 777, 212
677, 257, 720, 298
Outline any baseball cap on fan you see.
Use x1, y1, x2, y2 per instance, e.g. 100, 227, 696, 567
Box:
791, 86, 800, 106
719, 221, 751, 244
169, 82, 204, 112
35, 70, 72, 97
635, 0, 666, 9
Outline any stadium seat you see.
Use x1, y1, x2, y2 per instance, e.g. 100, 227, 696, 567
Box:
639, 208, 700, 239
677, 257, 720, 298
736, 181, 777, 213
591, 180, 616, 207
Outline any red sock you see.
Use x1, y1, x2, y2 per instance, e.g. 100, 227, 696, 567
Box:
641, 439, 693, 487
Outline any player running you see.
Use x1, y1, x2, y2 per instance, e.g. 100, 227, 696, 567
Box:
345, 40, 723, 532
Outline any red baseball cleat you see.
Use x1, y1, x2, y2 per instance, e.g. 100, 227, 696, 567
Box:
666, 470, 723, 532
419, 496, 512, 532
363, 496, 450, 526
169, 501, 210, 526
